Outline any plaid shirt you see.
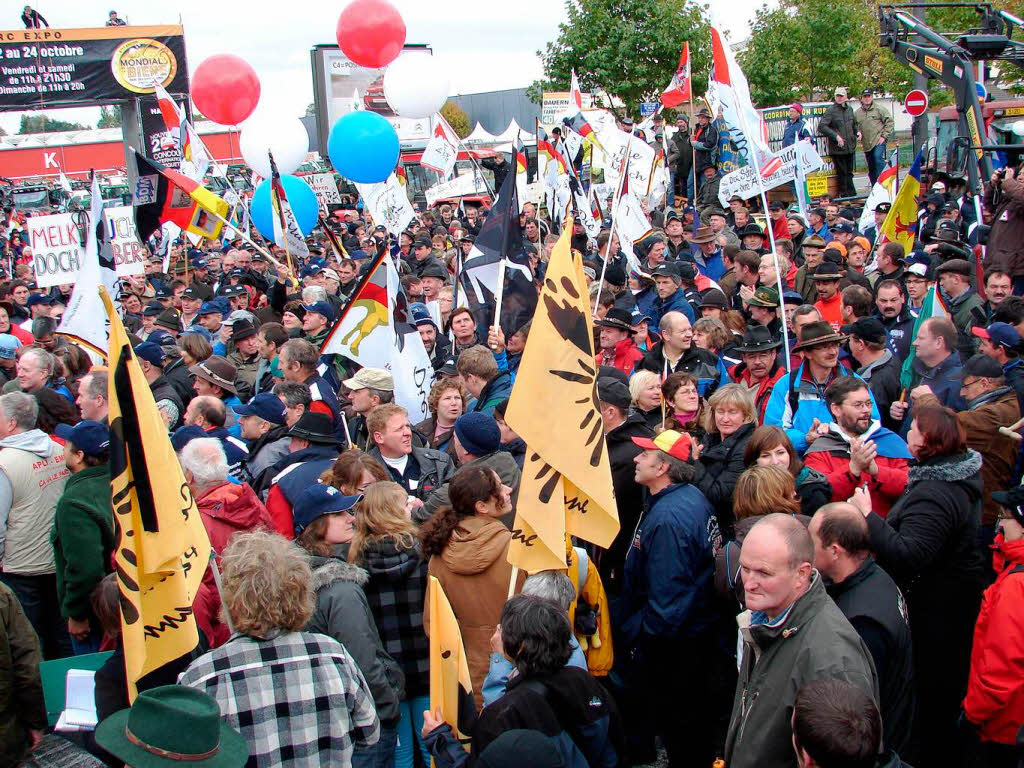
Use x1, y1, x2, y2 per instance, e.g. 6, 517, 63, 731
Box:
179, 631, 379, 767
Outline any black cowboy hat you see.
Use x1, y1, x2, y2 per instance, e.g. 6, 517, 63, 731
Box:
808, 262, 845, 281
594, 307, 636, 334
736, 325, 783, 353
286, 412, 338, 445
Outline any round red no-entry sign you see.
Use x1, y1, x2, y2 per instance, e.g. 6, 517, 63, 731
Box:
904, 89, 929, 117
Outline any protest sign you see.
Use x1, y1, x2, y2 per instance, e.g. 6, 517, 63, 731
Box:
717, 141, 824, 204
424, 173, 489, 207
355, 174, 415, 235
308, 173, 342, 209
104, 206, 146, 277
28, 213, 83, 288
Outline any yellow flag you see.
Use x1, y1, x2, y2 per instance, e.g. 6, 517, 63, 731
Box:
101, 288, 211, 701
505, 221, 618, 572
428, 576, 475, 751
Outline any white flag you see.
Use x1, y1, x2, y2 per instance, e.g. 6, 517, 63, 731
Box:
392, 329, 435, 424
58, 170, 73, 195
615, 192, 654, 274
421, 117, 459, 179
355, 174, 415, 236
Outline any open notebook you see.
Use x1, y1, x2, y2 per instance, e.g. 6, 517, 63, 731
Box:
54, 669, 98, 732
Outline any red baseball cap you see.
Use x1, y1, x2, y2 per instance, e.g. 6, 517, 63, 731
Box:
632, 430, 692, 461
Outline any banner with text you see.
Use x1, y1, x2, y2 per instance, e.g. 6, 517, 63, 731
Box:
309, 173, 342, 210
104, 206, 146, 276
424, 173, 490, 207
28, 213, 83, 287
718, 140, 824, 204
0, 26, 189, 109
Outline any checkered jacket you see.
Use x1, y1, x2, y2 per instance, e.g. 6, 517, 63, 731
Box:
179, 631, 379, 767
358, 539, 430, 697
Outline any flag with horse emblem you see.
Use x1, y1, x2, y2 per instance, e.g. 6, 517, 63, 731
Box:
321, 250, 393, 367
505, 220, 619, 572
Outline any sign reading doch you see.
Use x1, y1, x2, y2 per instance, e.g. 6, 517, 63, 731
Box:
28, 213, 83, 288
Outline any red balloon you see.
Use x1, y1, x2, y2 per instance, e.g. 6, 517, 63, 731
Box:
336, 0, 406, 69
191, 54, 261, 126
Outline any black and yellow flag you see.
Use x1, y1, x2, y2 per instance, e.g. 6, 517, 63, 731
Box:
428, 576, 475, 752
101, 288, 211, 701
505, 220, 618, 572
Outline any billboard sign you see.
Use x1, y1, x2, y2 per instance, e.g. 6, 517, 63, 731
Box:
0, 25, 189, 109
311, 44, 434, 157
761, 101, 836, 176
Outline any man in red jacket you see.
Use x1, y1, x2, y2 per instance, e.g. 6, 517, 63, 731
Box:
963, 486, 1024, 768
595, 308, 644, 377
729, 325, 785, 423
804, 377, 910, 518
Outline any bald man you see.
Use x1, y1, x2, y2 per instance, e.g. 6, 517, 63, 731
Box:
724, 514, 878, 768
637, 310, 728, 396
810, 503, 915, 760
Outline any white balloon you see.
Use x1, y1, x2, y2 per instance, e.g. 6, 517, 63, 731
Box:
239, 112, 310, 178
383, 53, 450, 119
1012, 119, 1024, 137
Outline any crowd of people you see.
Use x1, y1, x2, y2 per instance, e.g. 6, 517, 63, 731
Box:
0, 112, 1024, 768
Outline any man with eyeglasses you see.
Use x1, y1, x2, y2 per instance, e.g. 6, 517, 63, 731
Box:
914, 354, 1019, 554
804, 376, 910, 518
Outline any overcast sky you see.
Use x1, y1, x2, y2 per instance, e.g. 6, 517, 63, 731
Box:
0, 0, 763, 135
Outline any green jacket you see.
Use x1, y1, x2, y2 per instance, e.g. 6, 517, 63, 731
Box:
856, 103, 894, 151
724, 574, 879, 768
0, 582, 45, 766
51, 464, 114, 621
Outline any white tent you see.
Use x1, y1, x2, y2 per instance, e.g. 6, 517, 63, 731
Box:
492, 118, 535, 143
465, 122, 499, 145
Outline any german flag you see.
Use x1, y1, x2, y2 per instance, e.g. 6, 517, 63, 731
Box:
514, 136, 528, 175
562, 111, 603, 151
536, 122, 567, 174
395, 163, 408, 187
130, 150, 229, 242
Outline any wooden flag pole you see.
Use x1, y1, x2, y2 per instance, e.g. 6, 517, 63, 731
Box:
206, 209, 284, 271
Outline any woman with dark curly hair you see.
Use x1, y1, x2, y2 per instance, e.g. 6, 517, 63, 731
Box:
661, 372, 706, 440
421, 465, 521, 709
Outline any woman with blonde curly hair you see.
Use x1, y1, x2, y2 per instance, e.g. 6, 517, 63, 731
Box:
349, 482, 432, 768
178, 530, 381, 767
413, 378, 466, 454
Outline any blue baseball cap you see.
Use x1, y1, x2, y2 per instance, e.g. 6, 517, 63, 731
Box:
133, 342, 164, 367
292, 484, 362, 535
302, 301, 335, 323
0, 334, 21, 360
199, 301, 223, 317
26, 293, 55, 308
973, 322, 1022, 352
233, 392, 287, 426
630, 310, 652, 325
55, 420, 110, 457
783, 290, 805, 305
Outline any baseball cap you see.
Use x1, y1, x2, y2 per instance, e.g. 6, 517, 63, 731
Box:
342, 367, 394, 392
27, 293, 55, 308
54, 420, 110, 457
631, 429, 692, 461
972, 322, 1022, 351
133, 342, 164, 367
302, 301, 335, 323
199, 301, 223, 317
991, 485, 1024, 526
597, 377, 631, 410
233, 392, 287, 425
0, 334, 21, 360
180, 286, 202, 300
842, 317, 887, 346
650, 263, 679, 282
221, 310, 257, 327
292, 484, 362, 535
952, 353, 1005, 380
143, 300, 165, 317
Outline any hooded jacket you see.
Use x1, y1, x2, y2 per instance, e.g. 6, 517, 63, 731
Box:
877, 307, 915, 362
650, 287, 695, 327
425, 516, 521, 709
358, 539, 430, 698
468, 372, 513, 417
856, 350, 903, 432
596, 336, 644, 378
804, 421, 911, 518
963, 535, 1024, 744
724, 575, 879, 768
917, 387, 1019, 526
307, 555, 404, 724
195, 481, 273, 557
983, 174, 1024, 276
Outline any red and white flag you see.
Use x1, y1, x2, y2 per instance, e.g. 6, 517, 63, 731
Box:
708, 27, 782, 178
661, 43, 691, 108
422, 115, 460, 178
154, 83, 213, 182
570, 69, 583, 110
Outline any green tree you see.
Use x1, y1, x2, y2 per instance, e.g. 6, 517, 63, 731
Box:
440, 100, 471, 138
18, 114, 88, 134
305, 102, 316, 117
97, 105, 122, 128
531, 0, 710, 118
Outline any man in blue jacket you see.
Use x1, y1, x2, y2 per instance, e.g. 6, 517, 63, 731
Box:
650, 263, 695, 325
613, 429, 723, 767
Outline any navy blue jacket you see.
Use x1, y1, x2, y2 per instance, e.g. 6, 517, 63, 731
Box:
782, 117, 811, 147
651, 288, 695, 327
900, 351, 966, 435
616, 482, 718, 646
260, 443, 339, 502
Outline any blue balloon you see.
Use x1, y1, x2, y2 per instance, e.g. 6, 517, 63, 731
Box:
251, 174, 320, 241
328, 111, 400, 183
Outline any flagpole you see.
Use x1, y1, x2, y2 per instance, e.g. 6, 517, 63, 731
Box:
439, 113, 497, 201
492, 131, 521, 331
205, 209, 283, 270
592, 134, 632, 315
